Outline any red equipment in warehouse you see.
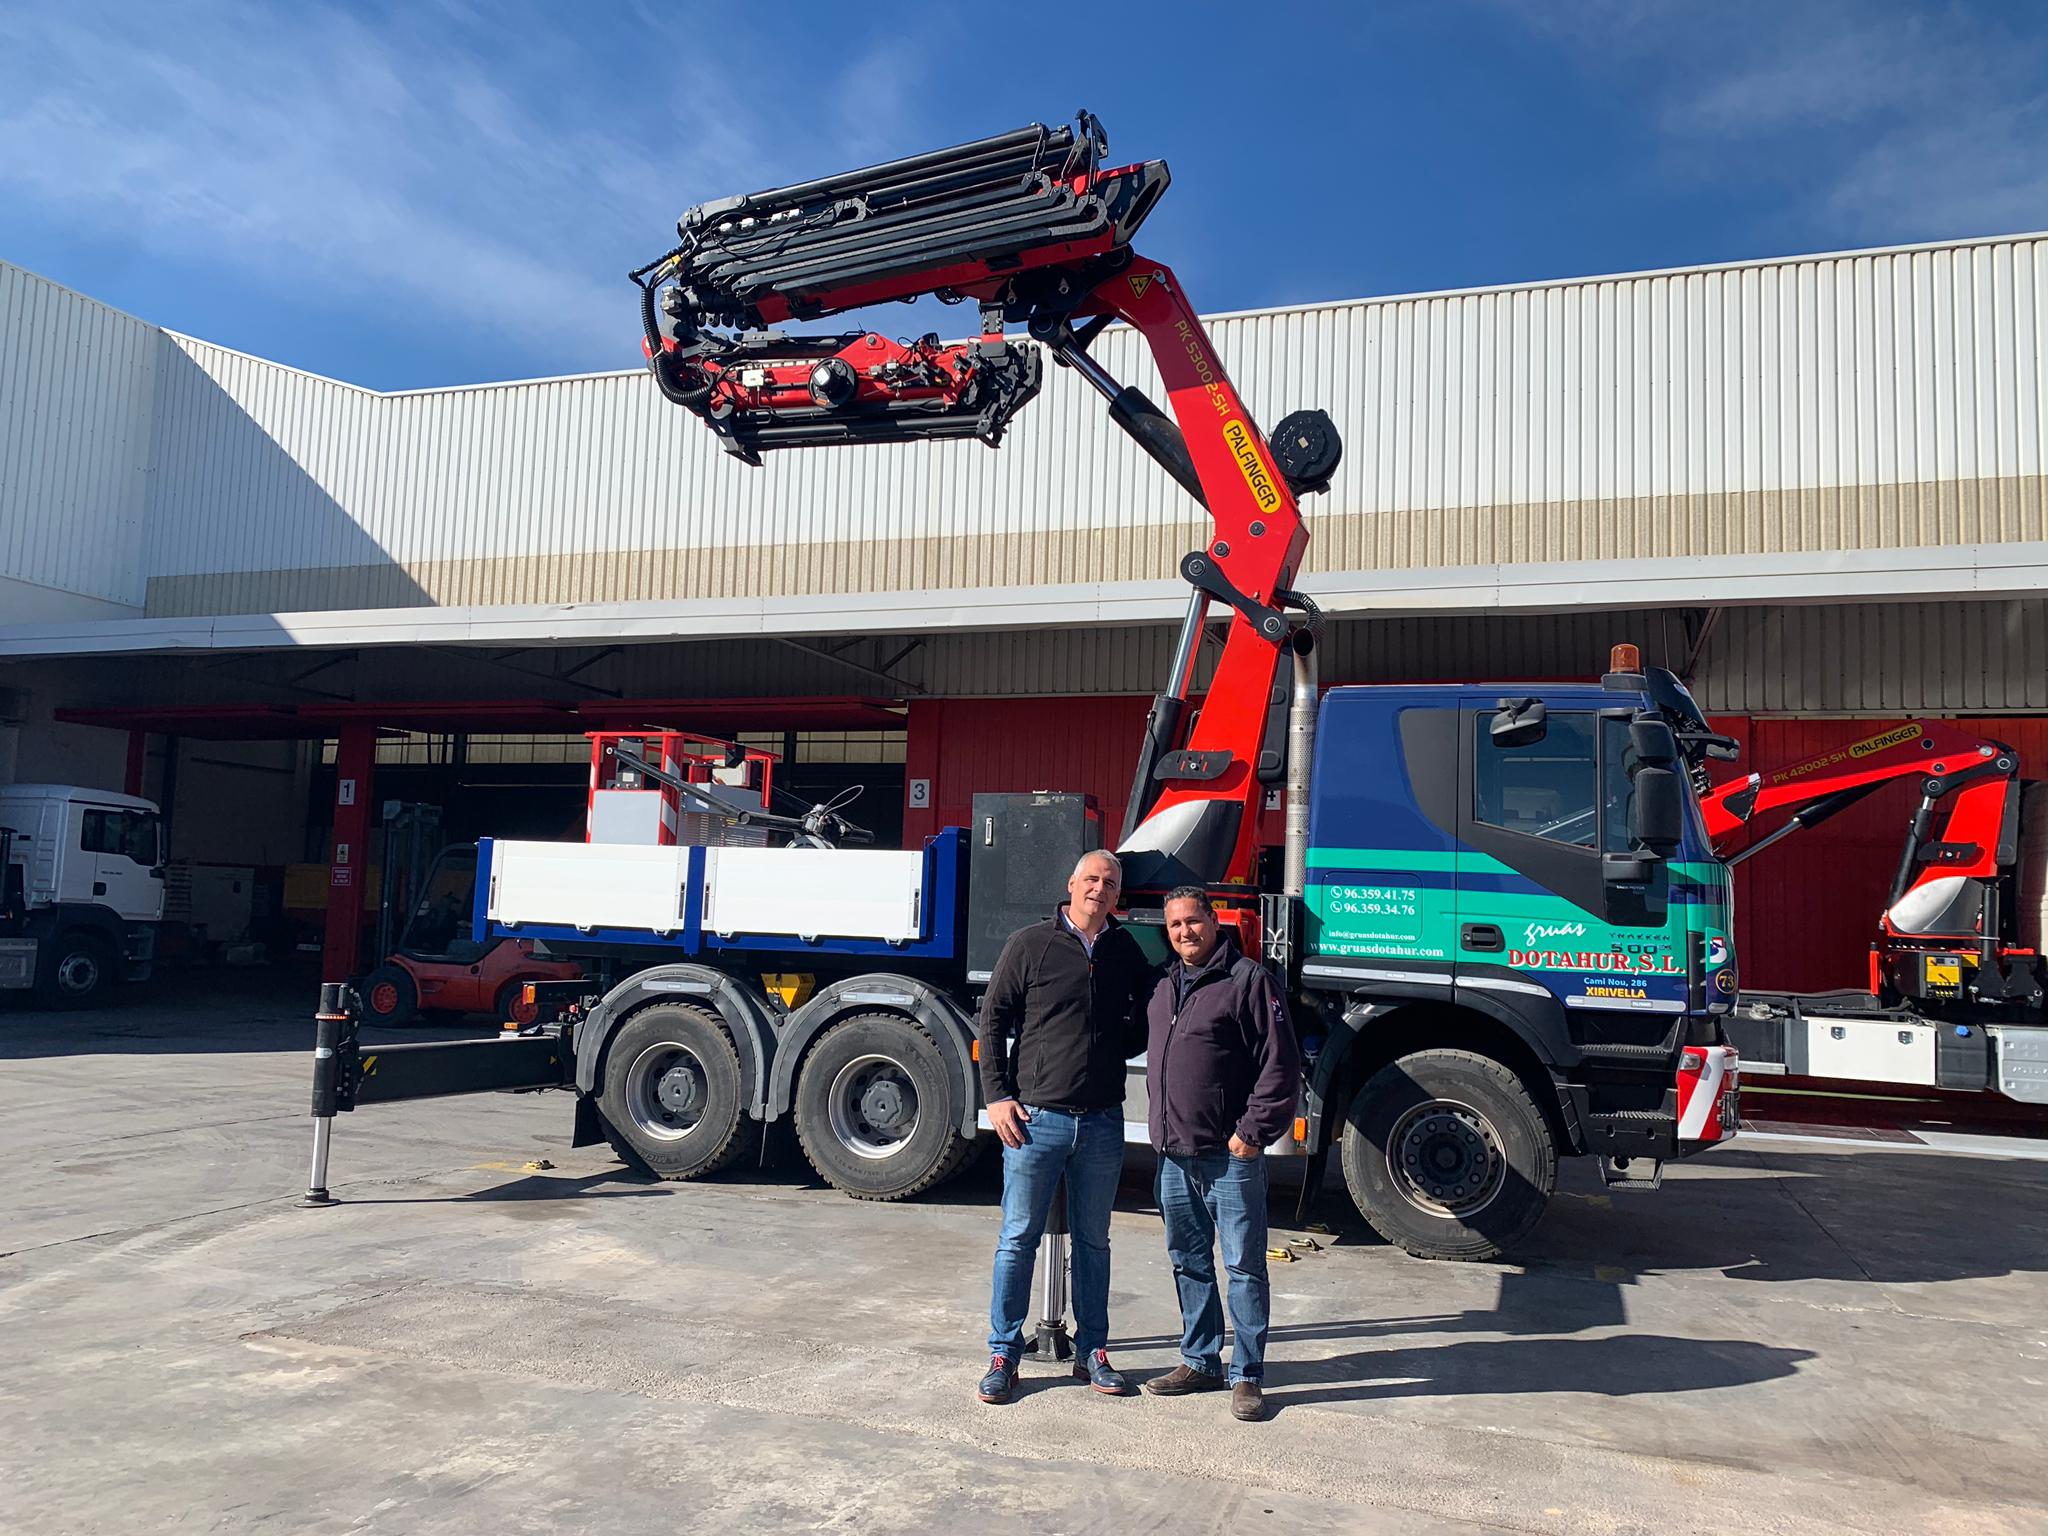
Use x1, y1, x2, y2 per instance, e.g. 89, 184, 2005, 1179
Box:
585, 731, 777, 846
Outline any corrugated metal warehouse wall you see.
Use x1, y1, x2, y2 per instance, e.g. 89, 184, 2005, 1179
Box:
0, 265, 156, 613
6, 234, 2044, 623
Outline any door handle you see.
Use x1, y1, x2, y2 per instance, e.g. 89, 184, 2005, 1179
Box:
1461, 922, 1504, 952
93, 881, 107, 897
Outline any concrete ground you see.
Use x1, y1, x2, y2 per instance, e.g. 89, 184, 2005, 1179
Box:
4, 974, 2046, 1535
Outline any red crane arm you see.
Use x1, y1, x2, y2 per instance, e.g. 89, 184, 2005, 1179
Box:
630, 115, 1337, 889
1700, 719, 2013, 840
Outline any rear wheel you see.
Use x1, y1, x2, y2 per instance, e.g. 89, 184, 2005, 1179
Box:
793, 1013, 971, 1201
599, 1004, 749, 1180
358, 964, 419, 1027
34, 931, 113, 1010
1339, 1048, 1556, 1261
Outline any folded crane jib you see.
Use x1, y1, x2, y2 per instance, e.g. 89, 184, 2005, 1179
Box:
629, 113, 1342, 890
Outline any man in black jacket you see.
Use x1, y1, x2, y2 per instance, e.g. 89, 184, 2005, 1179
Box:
1141, 885, 1300, 1422
975, 849, 1155, 1405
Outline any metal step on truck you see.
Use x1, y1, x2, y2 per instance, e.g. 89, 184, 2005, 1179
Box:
302, 112, 1739, 1262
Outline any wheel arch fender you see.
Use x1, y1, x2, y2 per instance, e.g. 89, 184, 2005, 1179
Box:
768, 973, 980, 1138
573, 964, 778, 1120
1306, 992, 1569, 1155
24, 904, 127, 948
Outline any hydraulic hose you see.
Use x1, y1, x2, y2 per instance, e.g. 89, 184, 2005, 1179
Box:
639, 281, 715, 410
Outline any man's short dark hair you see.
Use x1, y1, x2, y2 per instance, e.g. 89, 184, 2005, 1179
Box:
1163, 885, 1213, 916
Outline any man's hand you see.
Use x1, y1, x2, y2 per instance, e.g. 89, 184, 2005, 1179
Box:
988, 1098, 1029, 1149
1227, 1133, 1257, 1160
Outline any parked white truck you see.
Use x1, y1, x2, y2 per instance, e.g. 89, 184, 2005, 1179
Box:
0, 784, 164, 1007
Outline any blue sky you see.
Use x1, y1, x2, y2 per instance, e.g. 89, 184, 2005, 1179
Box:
3, 0, 2043, 391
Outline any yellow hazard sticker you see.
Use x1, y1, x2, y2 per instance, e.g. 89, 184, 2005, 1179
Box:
1925, 960, 1961, 987
1127, 272, 1154, 300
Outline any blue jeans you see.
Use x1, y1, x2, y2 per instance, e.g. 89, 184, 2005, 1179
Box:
1156, 1150, 1270, 1383
988, 1105, 1125, 1362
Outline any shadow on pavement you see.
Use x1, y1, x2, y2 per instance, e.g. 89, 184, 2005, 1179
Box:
1263, 1333, 1815, 1413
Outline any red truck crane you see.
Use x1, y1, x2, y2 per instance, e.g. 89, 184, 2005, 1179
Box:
628, 112, 1339, 895
301, 114, 1741, 1265
1700, 720, 2048, 1106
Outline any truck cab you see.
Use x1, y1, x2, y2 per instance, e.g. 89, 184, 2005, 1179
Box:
0, 784, 165, 1007
1296, 654, 1739, 1258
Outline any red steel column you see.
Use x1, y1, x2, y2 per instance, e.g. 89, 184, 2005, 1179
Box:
124, 730, 147, 797
902, 699, 942, 848
321, 725, 376, 984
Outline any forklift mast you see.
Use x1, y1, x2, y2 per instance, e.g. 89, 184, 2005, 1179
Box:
631, 113, 1342, 891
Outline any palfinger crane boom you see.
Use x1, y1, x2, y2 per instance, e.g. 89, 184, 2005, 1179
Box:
631, 113, 1341, 889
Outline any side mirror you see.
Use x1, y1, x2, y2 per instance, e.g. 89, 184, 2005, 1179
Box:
1631, 766, 1683, 856
1490, 697, 1547, 749
1629, 717, 1678, 766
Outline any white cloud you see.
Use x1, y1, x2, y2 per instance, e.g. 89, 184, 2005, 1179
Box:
0, 2, 953, 377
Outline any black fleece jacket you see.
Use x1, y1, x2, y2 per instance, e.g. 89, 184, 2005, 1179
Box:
1145, 932, 1301, 1156
977, 907, 1154, 1112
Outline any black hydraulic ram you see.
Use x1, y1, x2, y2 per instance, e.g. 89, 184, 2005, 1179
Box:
298, 980, 577, 1207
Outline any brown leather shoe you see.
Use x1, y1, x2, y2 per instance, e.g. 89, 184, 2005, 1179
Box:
1143, 1364, 1226, 1396
1231, 1380, 1265, 1421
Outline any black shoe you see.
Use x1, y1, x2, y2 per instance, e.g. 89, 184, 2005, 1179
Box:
1231, 1380, 1265, 1421
977, 1354, 1018, 1403
1072, 1348, 1136, 1395
1142, 1364, 1227, 1396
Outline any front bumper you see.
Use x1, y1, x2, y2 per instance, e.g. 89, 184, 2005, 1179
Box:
1676, 1043, 1741, 1149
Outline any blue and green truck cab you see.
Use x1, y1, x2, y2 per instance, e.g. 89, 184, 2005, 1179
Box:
1291, 650, 1741, 1259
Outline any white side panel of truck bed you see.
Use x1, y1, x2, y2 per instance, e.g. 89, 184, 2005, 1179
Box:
489, 841, 689, 933
703, 847, 924, 942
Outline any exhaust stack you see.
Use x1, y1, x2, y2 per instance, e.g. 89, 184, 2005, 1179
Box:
1283, 628, 1318, 900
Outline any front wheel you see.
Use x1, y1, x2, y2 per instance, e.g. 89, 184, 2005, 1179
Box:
1339, 1048, 1557, 1261
34, 932, 114, 1010
793, 1013, 972, 1201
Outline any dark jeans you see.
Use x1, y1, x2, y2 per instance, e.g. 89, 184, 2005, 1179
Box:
987, 1105, 1124, 1362
1156, 1149, 1270, 1383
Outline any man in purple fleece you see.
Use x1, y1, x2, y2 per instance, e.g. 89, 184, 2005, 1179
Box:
1140, 885, 1301, 1422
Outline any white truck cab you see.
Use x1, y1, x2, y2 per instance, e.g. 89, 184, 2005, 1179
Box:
0, 784, 164, 1007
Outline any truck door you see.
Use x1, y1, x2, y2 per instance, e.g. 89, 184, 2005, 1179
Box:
1454, 700, 1683, 1031
78, 803, 164, 920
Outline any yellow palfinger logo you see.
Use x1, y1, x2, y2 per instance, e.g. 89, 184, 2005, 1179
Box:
1222, 418, 1282, 513
1850, 724, 1923, 757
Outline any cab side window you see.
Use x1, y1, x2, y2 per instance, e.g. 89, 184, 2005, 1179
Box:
1473, 712, 1598, 847
82, 809, 161, 864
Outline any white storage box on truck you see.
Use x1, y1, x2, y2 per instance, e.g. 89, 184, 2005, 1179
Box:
0, 784, 164, 1007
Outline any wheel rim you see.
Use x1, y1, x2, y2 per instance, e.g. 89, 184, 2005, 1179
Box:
1386, 1097, 1506, 1219
826, 1052, 920, 1159
57, 949, 100, 995
625, 1041, 711, 1140
506, 991, 539, 1026
369, 980, 401, 1016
